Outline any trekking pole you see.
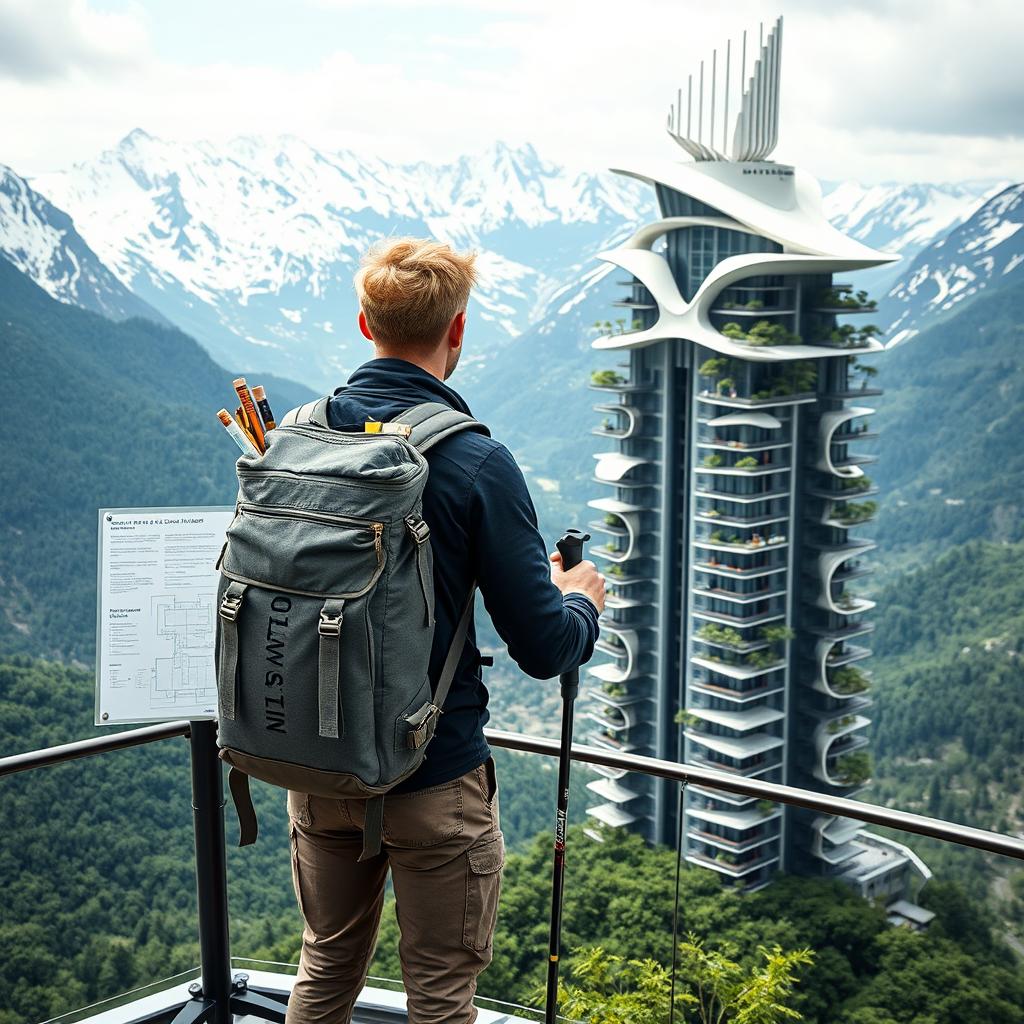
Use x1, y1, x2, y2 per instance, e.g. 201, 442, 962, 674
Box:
545, 528, 591, 1024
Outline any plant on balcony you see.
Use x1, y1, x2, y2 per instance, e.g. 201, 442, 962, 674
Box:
603, 512, 625, 529
819, 323, 882, 349
747, 319, 800, 346
745, 298, 765, 310
745, 649, 780, 670
606, 564, 626, 579
591, 369, 627, 387
826, 714, 856, 735
757, 799, 776, 816
716, 377, 737, 397
602, 681, 627, 698
759, 625, 795, 644
696, 623, 744, 647
850, 359, 880, 388
834, 750, 872, 786
703, 453, 724, 468
830, 666, 869, 694
600, 417, 614, 432
833, 500, 877, 524
699, 356, 730, 379
674, 709, 701, 728
735, 455, 759, 469
840, 474, 873, 492
819, 287, 877, 310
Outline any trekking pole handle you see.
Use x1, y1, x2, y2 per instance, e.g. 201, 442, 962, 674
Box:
555, 529, 590, 702
556, 528, 589, 573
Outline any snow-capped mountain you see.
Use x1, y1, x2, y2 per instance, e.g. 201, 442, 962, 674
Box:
0, 164, 165, 324
879, 183, 1024, 346
821, 180, 1005, 259
29, 130, 653, 388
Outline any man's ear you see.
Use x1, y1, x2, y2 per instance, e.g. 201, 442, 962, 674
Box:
448, 310, 466, 348
358, 309, 374, 342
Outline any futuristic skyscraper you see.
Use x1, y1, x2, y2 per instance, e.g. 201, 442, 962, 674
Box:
583, 17, 930, 898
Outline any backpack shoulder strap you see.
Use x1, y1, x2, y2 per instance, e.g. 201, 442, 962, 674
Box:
393, 401, 490, 453
279, 395, 332, 428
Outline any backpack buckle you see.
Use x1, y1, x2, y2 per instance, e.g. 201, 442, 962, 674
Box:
405, 702, 441, 749
318, 610, 344, 636
405, 516, 431, 544
219, 592, 243, 622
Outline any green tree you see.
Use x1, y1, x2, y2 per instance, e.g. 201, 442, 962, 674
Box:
555, 938, 814, 1024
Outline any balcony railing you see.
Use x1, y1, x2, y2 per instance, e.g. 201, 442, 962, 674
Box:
4, 720, 1024, 1024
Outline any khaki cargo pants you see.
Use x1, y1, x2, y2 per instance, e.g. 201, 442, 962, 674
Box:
284, 757, 505, 1024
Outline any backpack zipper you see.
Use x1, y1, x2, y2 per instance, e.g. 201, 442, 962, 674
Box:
238, 502, 382, 533
238, 467, 423, 491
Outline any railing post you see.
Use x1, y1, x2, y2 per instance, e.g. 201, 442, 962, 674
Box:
189, 719, 233, 1024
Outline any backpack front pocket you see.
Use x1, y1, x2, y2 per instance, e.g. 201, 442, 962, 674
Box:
220, 503, 385, 598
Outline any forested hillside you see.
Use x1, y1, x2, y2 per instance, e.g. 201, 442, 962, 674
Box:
5, 653, 1023, 1024
869, 541, 1024, 917
870, 279, 1024, 570
0, 260, 314, 661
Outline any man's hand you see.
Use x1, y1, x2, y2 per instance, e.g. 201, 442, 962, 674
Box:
550, 551, 606, 613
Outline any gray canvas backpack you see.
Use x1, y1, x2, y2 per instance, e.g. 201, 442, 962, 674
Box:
214, 396, 489, 860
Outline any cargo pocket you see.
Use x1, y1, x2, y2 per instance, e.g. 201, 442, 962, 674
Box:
383, 777, 464, 848
463, 832, 505, 951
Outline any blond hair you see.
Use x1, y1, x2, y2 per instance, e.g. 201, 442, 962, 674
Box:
354, 237, 477, 349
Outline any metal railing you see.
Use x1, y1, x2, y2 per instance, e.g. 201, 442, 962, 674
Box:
3, 719, 1024, 1024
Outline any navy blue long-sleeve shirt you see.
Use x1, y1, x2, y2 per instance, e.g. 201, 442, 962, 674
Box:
326, 357, 600, 792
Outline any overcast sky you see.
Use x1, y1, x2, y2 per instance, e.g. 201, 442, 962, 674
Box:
1, 0, 1021, 184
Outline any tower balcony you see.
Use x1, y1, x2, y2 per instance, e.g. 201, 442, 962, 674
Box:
820, 497, 878, 530
693, 534, 788, 554
586, 775, 645, 806
587, 626, 641, 685
691, 581, 788, 605
816, 407, 875, 478
695, 506, 790, 529
690, 653, 784, 680
587, 497, 643, 564
810, 814, 865, 865
694, 480, 790, 502
686, 802, 783, 836
592, 402, 640, 440
697, 457, 791, 477
684, 848, 781, 882
689, 675, 785, 704
685, 728, 785, 765
593, 451, 655, 486
586, 802, 639, 829
816, 548, 877, 615
694, 558, 788, 581
692, 605, 787, 629
814, 717, 872, 787
812, 639, 873, 699
685, 705, 785, 733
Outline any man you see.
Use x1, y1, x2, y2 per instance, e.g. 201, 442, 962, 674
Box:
285, 237, 605, 1024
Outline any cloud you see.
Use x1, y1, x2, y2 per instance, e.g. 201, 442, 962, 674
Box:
0, 0, 146, 82
0, 0, 1021, 184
